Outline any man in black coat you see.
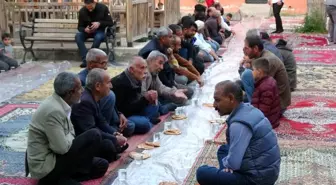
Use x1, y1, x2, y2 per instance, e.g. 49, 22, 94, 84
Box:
111, 57, 161, 134
75, 0, 114, 68
71, 69, 129, 161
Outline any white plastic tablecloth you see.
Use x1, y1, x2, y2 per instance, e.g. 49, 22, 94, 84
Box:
112, 19, 262, 185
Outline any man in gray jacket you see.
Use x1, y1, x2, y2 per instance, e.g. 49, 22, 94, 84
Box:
142, 50, 189, 105
27, 72, 109, 185
326, 0, 336, 44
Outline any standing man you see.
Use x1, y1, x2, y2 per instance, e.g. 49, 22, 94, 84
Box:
269, 0, 284, 34
75, 0, 113, 68
325, 0, 336, 44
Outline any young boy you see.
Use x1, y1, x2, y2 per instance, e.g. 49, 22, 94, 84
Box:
251, 58, 281, 128
0, 33, 18, 71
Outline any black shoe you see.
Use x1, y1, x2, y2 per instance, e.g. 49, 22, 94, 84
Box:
271, 30, 279, 34
117, 143, 129, 153
79, 63, 87, 68
150, 117, 161, 125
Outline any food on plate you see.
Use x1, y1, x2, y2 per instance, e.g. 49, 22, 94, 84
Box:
129, 152, 151, 160
164, 129, 181, 135
145, 141, 161, 147
171, 114, 187, 120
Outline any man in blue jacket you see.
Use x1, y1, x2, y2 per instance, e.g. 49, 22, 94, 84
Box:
196, 80, 281, 185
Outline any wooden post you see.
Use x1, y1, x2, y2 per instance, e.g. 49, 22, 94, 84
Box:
0, 0, 9, 36
149, 0, 154, 36
126, 0, 133, 47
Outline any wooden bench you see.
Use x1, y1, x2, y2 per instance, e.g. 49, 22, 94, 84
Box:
19, 18, 119, 63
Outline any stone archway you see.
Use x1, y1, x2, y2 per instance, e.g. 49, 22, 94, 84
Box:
245, 0, 268, 4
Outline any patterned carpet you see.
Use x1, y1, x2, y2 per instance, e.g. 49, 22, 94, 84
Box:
183, 33, 336, 184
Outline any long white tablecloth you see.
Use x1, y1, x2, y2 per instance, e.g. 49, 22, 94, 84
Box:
112, 18, 264, 185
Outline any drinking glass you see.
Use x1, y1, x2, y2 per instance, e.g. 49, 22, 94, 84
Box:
164, 122, 172, 130
153, 132, 161, 142
118, 169, 127, 181
135, 155, 143, 165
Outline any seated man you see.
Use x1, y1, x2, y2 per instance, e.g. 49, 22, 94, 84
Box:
112, 57, 162, 134
251, 58, 281, 128
206, 8, 223, 45
260, 32, 284, 61
276, 39, 297, 91
71, 69, 128, 155
0, 33, 19, 71
170, 35, 203, 86
78, 48, 135, 136
194, 20, 220, 63
170, 22, 205, 75
143, 50, 188, 105
27, 72, 109, 185
243, 35, 291, 111
75, 0, 114, 68
196, 80, 280, 185
139, 27, 194, 102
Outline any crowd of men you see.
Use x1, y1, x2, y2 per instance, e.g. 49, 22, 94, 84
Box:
25, 0, 299, 185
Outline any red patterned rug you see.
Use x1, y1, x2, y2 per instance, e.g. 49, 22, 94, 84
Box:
270, 33, 328, 47
294, 49, 336, 65
276, 91, 336, 141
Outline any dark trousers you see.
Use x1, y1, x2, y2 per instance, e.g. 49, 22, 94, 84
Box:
196, 144, 252, 185
75, 31, 106, 65
38, 129, 109, 185
327, 5, 336, 43
179, 47, 205, 75
273, 3, 284, 31
0, 53, 19, 71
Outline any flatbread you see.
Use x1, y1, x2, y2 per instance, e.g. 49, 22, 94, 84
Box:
145, 141, 161, 147
129, 152, 151, 160
171, 114, 187, 120
164, 129, 181, 135
203, 103, 214, 107
209, 119, 225, 124
137, 143, 155, 150
159, 182, 178, 185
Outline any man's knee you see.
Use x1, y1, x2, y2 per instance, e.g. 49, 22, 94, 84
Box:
94, 32, 106, 42
75, 32, 86, 42
91, 157, 109, 178
196, 165, 211, 185
0, 60, 9, 71
123, 121, 136, 137
129, 117, 152, 134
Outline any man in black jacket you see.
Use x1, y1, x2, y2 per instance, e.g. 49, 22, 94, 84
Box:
71, 69, 129, 162
111, 57, 161, 134
75, 0, 113, 68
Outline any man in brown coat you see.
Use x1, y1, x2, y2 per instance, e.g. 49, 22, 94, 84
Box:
243, 35, 291, 111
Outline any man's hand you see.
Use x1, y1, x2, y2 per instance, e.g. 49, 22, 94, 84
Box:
223, 168, 233, 173
85, 26, 92, 34
144, 90, 158, 104
174, 89, 188, 100
197, 77, 204, 87
116, 135, 127, 146
167, 48, 174, 56
90, 22, 100, 31
119, 113, 128, 132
